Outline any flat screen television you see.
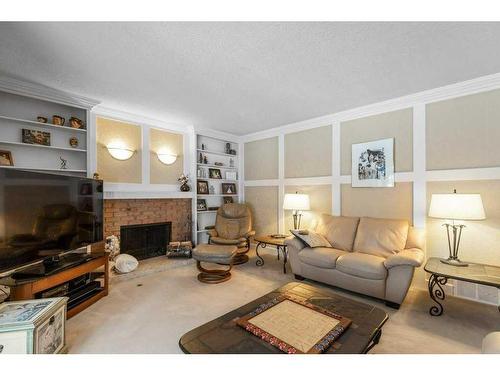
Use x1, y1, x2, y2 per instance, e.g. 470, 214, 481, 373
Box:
0, 169, 103, 275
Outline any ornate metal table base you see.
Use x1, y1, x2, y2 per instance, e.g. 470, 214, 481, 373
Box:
428, 273, 448, 316
255, 242, 288, 274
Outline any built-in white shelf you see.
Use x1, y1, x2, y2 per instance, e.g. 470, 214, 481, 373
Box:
196, 149, 238, 158
197, 194, 238, 197
0, 165, 86, 173
0, 140, 86, 153
198, 178, 238, 182
197, 230, 210, 233
196, 163, 237, 169
197, 210, 218, 214
0, 115, 87, 133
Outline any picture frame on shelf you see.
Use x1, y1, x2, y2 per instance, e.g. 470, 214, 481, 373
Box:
22, 128, 51, 146
223, 196, 233, 204
0, 150, 14, 166
197, 180, 209, 194
221, 183, 237, 195
225, 171, 237, 180
197, 199, 207, 211
209, 168, 222, 179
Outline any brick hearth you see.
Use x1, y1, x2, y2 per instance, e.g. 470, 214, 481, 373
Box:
104, 199, 192, 242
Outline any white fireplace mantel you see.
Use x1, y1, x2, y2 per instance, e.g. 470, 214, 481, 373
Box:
103, 182, 194, 200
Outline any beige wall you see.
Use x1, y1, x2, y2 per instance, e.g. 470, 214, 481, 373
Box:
427, 180, 500, 266
97, 117, 142, 183
244, 137, 279, 180
284, 125, 332, 178
427, 89, 500, 170
341, 182, 413, 223
244, 186, 279, 236
150, 128, 184, 184
340, 108, 413, 175
284, 185, 332, 232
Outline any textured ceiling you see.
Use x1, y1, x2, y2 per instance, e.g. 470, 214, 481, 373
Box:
1, 22, 500, 135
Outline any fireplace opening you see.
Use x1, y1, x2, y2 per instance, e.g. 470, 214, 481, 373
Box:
120, 222, 172, 260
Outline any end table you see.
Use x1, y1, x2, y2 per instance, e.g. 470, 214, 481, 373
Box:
254, 235, 292, 274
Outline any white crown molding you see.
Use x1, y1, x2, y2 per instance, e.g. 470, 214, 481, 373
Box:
242, 71, 500, 142
195, 127, 243, 144
93, 105, 194, 134
0, 75, 100, 109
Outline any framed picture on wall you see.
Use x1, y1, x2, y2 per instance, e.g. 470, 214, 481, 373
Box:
351, 138, 394, 188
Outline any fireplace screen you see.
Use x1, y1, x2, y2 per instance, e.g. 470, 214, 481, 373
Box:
120, 222, 172, 260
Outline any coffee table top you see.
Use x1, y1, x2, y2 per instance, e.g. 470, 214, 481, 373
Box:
424, 257, 500, 288
254, 235, 293, 247
179, 282, 388, 354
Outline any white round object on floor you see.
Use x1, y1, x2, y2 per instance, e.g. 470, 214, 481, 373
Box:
114, 254, 139, 274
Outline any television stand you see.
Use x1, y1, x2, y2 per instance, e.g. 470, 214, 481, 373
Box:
0, 250, 109, 319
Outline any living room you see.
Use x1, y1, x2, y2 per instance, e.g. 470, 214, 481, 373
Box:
1, 2, 500, 373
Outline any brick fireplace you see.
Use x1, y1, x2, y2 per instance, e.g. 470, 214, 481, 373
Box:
104, 199, 192, 243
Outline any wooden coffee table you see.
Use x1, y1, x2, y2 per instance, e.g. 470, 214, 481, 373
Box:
179, 282, 388, 354
254, 235, 293, 274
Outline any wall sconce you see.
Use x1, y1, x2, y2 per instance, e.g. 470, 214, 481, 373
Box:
157, 148, 177, 165
106, 141, 135, 161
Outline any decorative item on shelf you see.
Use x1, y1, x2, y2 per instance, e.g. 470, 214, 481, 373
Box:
157, 149, 177, 165
352, 138, 394, 188
106, 141, 135, 160
225, 142, 231, 154
36, 116, 48, 123
197, 168, 202, 178
69, 117, 84, 129
209, 168, 222, 179
214, 161, 224, 166
230, 149, 237, 155
59, 157, 68, 170
69, 136, 78, 148
229, 158, 235, 168
22, 128, 51, 146
209, 185, 215, 195
178, 173, 190, 192
166, 241, 192, 258
203, 155, 208, 164
199, 152, 204, 164
197, 180, 209, 194
208, 206, 219, 211
428, 189, 486, 267
52, 115, 65, 126
0, 150, 14, 166
93, 172, 100, 180
225, 171, 237, 180
283, 192, 310, 230
201, 143, 205, 150
221, 183, 236, 195
197, 199, 207, 211
223, 196, 233, 204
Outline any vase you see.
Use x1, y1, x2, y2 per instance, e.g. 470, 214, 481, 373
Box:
180, 183, 190, 192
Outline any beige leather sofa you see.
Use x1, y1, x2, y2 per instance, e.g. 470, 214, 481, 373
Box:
286, 215, 425, 308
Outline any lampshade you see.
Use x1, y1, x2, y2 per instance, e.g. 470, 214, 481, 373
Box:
428, 193, 486, 220
106, 141, 135, 161
157, 151, 177, 165
283, 193, 310, 211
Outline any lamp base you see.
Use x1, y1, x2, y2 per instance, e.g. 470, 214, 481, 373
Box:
440, 258, 469, 267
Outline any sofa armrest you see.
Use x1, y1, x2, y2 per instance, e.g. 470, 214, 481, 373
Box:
207, 229, 218, 238
384, 248, 425, 269
244, 230, 256, 238
285, 237, 306, 252
285, 237, 307, 276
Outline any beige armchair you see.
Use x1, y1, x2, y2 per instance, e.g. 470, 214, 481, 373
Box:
208, 203, 255, 264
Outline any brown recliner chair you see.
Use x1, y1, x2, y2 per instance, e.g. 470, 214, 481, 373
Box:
208, 203, 255, 264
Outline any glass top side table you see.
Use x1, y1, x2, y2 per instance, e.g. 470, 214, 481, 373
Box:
424, 257, 500, 316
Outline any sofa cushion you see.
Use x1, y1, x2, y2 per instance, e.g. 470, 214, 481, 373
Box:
298, 247, 347, 269
290, 229, 332, 248
315, 214, 360, 251
336, 252, 387, 280
353, 217, 409, 258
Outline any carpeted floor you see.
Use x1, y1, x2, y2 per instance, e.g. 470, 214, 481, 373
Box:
66, 248, 500, 354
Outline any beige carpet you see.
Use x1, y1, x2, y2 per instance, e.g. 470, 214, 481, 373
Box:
66, 248, 500, 354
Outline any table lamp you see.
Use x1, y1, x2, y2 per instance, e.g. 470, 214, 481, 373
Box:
428, 190, 485, 267
283, 192, 310, 230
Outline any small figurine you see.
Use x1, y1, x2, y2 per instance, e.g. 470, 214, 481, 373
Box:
209, 185, 215, 195
199, 152, 203, 164
201, 143, 205, 150
229, 158, 234, 167
203, 155, 208, 164
59, 157, 68, 170
93, 172, 100, 180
